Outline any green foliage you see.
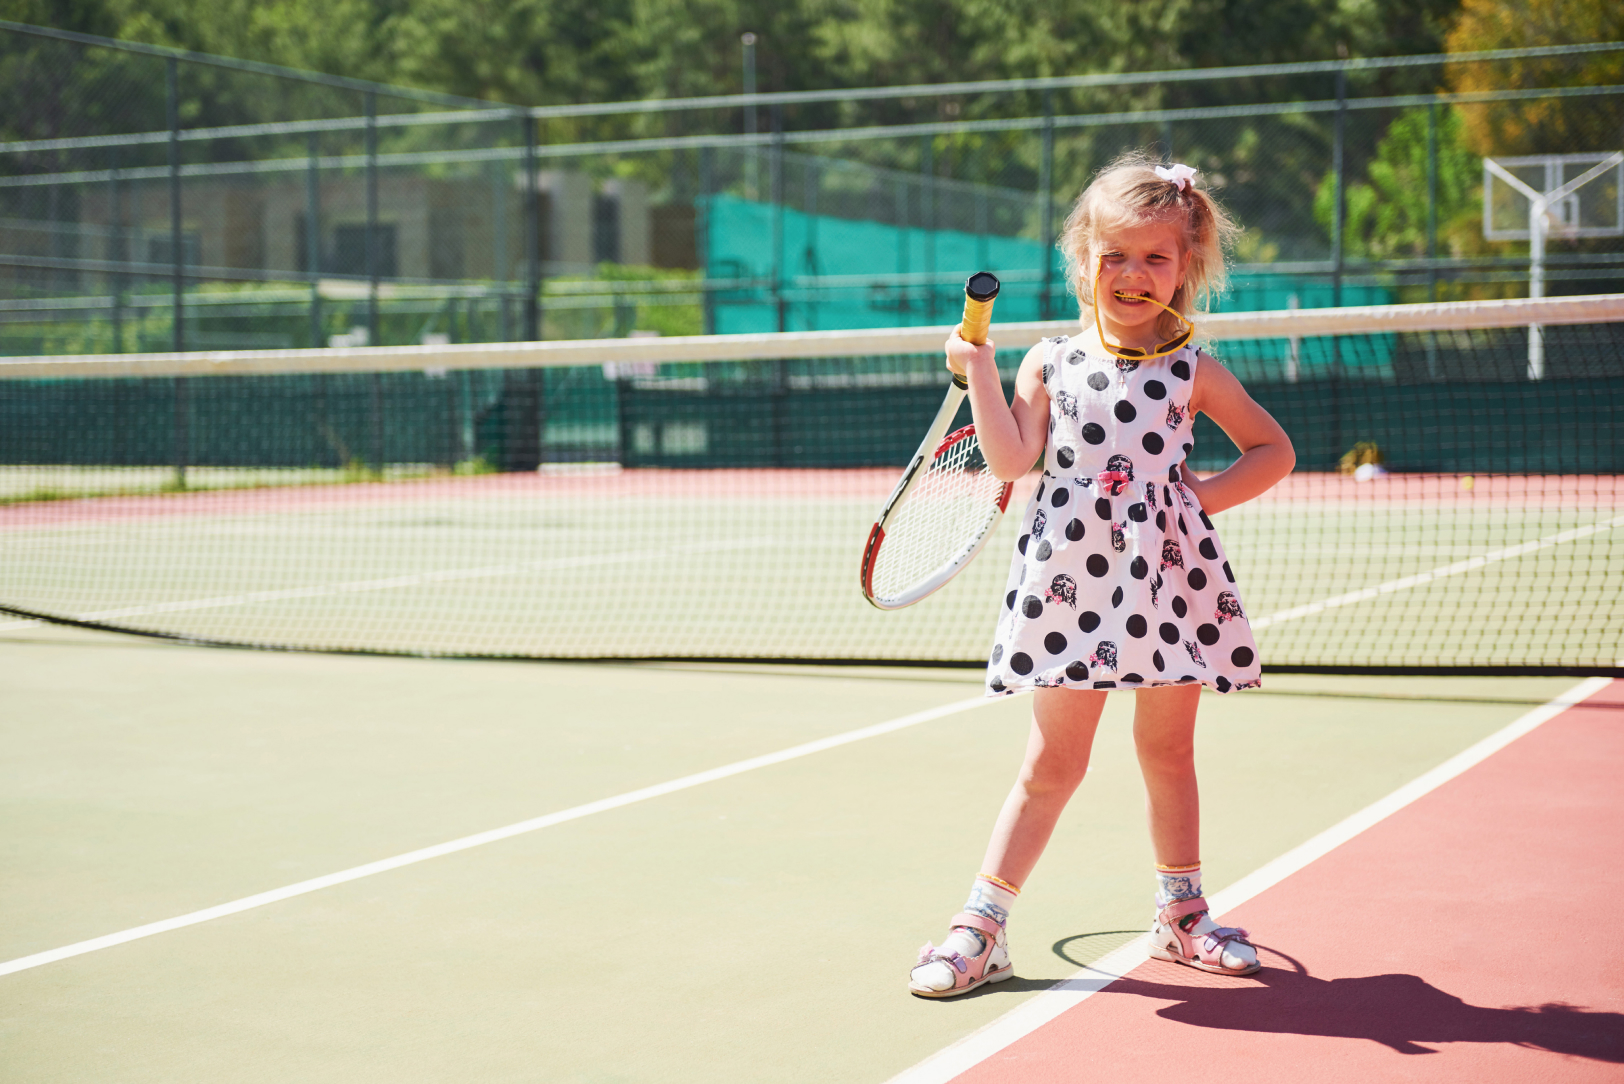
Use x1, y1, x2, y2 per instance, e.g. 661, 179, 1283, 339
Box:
1313, 107, 1481, 260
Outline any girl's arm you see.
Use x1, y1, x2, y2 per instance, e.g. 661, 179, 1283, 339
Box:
944, 330, 1050, 482
1182, 350, 1294, 515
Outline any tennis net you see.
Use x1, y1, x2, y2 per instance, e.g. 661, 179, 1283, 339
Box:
2, 294, 1621, 674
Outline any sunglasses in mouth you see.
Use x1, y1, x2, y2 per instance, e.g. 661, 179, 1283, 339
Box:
1093, 259, 1195, 362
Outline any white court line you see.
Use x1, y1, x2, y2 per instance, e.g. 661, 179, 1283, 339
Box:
0, 693, 996, 979
885, 675, 1615, 1084
1251, 514, 1624, 629
0, 537, 772, 632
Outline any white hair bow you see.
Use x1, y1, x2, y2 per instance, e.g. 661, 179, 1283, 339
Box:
1154, 163, 1198, 191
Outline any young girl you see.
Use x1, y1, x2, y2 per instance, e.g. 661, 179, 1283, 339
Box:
909, 153, 1295, 997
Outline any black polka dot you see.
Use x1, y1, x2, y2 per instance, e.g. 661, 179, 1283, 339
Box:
1095, 497, 1113, 520
1114, 400, 1137, 423
1056, 447, 1075, 469
1130, 556, 1148, 579
1182, 443, 1193, 456
1223, 561, 1235, 582
1122, 673, 1145, 683
1155, 510, 1167, 532
1044, 631, 1068, 655
1112, 586, 1124, 607
1199, 511, 1213, 530
1065, 518, 1085, 541
1198, 537, 1219, 560
1163, 486, 1173, 506
1178, 675, 1197, 683
1171, 359, 1191, 380
1159, 622, 1180, 644
991, 643, 1004, 663
1034, 481, 1045, 503
1010, 652, 1034, 675
1065, 660, 1089, 681
1035, 540, 1053, 561
1086, 554, 1110, 578
1171, 596, 1188, 618
1082, 423, 1106, 445
1142, 432, 1165, 455
1128, 502, 1147, 522
1143, 379, 1167, 400
1215, 675, 1231, 693
1052, 487, 1069, 508
1232, 646, 1255, 668
1093, 680, 1117, 689
1041, 363, 1055, 385
1197, 623, 1220, 646
1168, 464, 1181, 483
1086, 371, 1110, 391
990, 677, 1006, 692
1187, 567, 1208, 591
1126, 614, 1148, 638
1006, 590, 1017, 610
1018, 534, 1030, 555
1178, 515, 1188, 535
1152, 650, 1165, 671
1022, 595, 1043, 619
1079, 611, 1101, 633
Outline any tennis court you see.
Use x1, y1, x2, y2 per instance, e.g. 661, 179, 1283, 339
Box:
4, 621, 1619, 1081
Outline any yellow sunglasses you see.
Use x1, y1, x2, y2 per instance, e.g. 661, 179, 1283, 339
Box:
1092, 258, 1195, 362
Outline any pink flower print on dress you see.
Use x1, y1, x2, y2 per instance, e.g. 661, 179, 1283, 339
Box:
1184, 639, 1207, 667
1149, 571, 1164, 609
1165, 401, 1188, 430
1215, 591, 1244, 623
1054, 390, 1079, 421
1110, 521, 1126, 552
1032, 508, 1048, 538
1160, 538, 1185, 572
1088, 640, 1120, 672
1046, 574, 1078, 609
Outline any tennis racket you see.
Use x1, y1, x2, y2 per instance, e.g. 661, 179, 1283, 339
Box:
860, 272, 1014, 610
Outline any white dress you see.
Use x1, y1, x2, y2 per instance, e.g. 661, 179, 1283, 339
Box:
985, 330, 1262, 695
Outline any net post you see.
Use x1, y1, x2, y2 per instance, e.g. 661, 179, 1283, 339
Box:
1528, 195, 1546, 380
305, 131, 322, 348
1039, 88, 1055, 321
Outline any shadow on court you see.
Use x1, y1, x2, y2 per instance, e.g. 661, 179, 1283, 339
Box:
1088, 947, 1624, 1063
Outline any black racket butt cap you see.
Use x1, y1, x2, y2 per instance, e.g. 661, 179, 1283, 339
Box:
965, 272, 1001, 302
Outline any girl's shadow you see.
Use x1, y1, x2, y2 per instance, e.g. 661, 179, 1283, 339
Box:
1039, 932, 1624, 1061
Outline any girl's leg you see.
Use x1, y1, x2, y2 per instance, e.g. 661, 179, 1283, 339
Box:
911, 687, 1105, 996
1133, 684, 1260, 975
1131, 683, 1202, 867
981, 687, 1108, 886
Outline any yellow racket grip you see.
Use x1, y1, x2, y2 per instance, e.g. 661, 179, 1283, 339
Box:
959, 271, 1001, 347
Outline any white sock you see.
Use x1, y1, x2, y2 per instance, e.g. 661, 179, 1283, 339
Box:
1155, 864, 1203, 911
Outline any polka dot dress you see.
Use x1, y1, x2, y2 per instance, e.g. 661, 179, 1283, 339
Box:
985, 330, 1262, 696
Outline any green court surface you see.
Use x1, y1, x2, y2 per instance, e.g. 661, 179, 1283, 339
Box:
0, 623, 1582, 1083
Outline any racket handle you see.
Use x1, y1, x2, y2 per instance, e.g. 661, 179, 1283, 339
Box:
959, 272, 1000, 347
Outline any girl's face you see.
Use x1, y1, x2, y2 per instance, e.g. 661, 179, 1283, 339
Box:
1090, 218, 1192, 347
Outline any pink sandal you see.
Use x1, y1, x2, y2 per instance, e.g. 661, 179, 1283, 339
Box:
909, 912, 1014, 998
1148, 896, 1261, 975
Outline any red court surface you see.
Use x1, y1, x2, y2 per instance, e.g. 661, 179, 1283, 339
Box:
954, 680, 1624, 1082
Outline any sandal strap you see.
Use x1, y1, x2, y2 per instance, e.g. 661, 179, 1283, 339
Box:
949, 911, 1003, 936
1158, 896, 1210, 925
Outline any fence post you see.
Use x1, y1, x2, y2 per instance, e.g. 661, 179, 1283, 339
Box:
921, 134, 935, 322
166, 56, 187, 488
1329, 68, 1347, 460
306, 131, 322, 348
698, 145, 714, 334
523, 112, 540, 341
107, 147, 124, 353
1040, 89, 1055, 320
1425, 99, 1440, 378
771, 103, 785, 333
365, 90, 379, 345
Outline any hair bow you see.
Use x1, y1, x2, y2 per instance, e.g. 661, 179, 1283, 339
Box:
1154, 163, 1198, 191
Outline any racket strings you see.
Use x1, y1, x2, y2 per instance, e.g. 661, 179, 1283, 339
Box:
870, 431, 1006, 600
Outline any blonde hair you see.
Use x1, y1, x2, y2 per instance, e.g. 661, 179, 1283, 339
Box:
1058, 150, 1239, 338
